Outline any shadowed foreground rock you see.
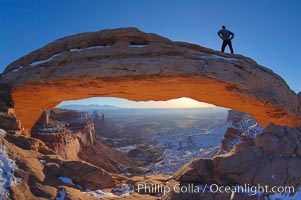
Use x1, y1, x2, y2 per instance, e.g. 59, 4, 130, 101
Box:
1, 134, 116, 199
174, 124, 301, 188
1, 27, 301, 132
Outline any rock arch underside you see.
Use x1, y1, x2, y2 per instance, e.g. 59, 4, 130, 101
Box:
1, 27, 301, 133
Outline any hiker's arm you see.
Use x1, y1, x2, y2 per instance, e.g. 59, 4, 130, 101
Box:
230, 32, 235, 40
217, 31, 223, 39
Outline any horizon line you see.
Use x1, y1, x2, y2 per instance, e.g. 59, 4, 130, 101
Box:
57, 104, 224, 110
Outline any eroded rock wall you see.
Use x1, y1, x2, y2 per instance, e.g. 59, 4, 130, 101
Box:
31, 108, 137, 174
31, 109, 95, 160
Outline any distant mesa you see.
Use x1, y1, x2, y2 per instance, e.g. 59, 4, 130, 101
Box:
1, 27, 301, 132
92, 111, 120, 138
58, 104, 121, 110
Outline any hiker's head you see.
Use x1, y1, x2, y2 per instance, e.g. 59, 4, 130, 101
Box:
222, 25, 226, 29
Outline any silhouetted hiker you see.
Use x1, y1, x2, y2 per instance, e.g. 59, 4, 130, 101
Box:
217, 25, 234, 54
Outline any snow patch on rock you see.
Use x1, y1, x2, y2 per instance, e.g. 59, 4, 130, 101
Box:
235, 117, 263, 138
128, 45, 147, 48
70, 45, 110, 52
0, 129, 7, 135
268, 187, 301, 200
58, 176, 75, 186
30, 52, 64, 67
12, 65, 23, 73
55, 189, 66, 200
0, 141, 21, 199
86, 189, 116, 198
38, 127, 63, 136
200, 54, 239, 61
83, 184, 133, 198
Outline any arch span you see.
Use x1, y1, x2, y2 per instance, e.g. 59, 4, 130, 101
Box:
1, 27, 301, 132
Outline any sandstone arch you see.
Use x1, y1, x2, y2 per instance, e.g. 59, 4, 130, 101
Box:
1, 27, 301, 132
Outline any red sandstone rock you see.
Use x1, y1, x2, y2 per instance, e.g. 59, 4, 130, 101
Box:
31, 108, 137, 174
220, 127, 243, 153
45, 157, 117, 189
31, 109, 95, 160
5, 134, 55, 155
0, 112, 24, 134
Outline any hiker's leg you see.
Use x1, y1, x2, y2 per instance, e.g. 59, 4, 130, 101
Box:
228, 40, 234, 54
221, 40, 227, 53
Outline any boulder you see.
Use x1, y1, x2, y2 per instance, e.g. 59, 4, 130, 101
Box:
0, 112, 23, 134
5, 134, 55, 155
174, 158, 213, 183
254, 123, 300, 156
45, 158, 117, 189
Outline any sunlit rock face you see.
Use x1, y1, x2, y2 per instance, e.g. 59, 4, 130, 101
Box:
1, 27, 300, 132
31, 109, 95, 160
30, 108, 136, 174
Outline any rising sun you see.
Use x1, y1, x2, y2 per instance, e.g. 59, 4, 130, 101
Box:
172, 97, 215, 108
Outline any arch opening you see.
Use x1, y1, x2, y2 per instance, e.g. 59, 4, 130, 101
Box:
30, 97, 263, 175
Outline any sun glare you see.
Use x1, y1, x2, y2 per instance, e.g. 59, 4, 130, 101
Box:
172, 97, 215, 108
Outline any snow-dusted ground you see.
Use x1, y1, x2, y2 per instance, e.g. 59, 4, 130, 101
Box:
85, 184, 133, 198
29, 45, 110, 67
267, 187, 301, 200
235, 116, 263, 138
59, 176, 75, 186
128, 45, 148, 48
116, 145, 137, 154
70, 45, 110, 52
38, 127, 63, 136
0, 129, 6, 135
57, 175, 133, 199
222, 114, 263, 153
196, 184, 301, 200
59, 176, 83, 190
30, 52, 64, 67
148, 121, 231, 174
12, 65, 23, 72
27, 43, 149, 69
0, 129, 21, 199
87, 189, 117, 198
146, 112, 264, 174
200, 54, 239, 61
55, 189, 66, 200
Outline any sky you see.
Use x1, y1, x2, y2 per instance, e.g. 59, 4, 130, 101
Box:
1, 0, 300, 108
